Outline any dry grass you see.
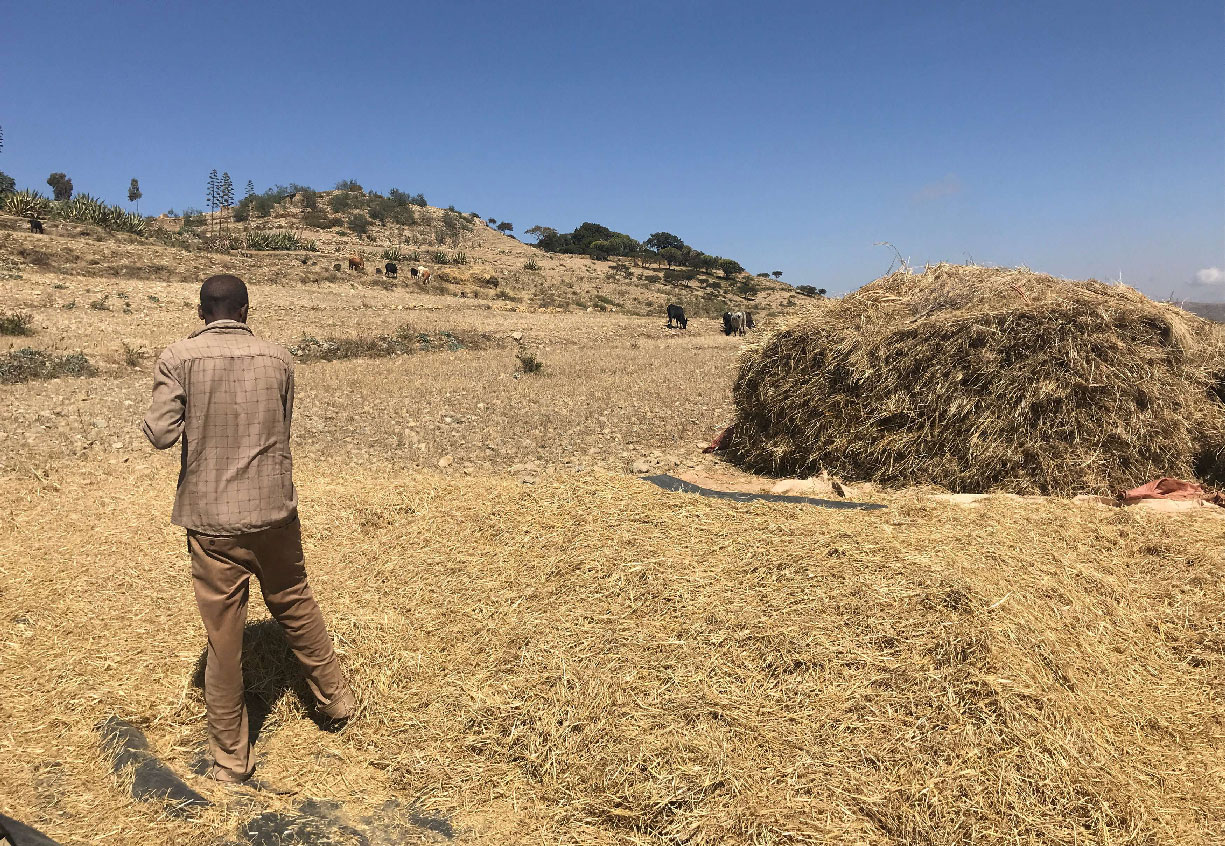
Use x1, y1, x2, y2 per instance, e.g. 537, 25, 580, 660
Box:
1, 221, 1223, 844
730, 264, 1225, 494
0, 460, 1222, 844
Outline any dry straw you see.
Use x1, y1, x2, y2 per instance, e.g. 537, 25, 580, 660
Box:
1, 460, 1223, 844
729, 264, 1225, 494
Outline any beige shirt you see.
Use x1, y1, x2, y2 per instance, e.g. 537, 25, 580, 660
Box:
142, 321, 297, 535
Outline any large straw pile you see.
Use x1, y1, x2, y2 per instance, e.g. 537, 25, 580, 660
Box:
729, 264, 1225, 493
1, 459, 1224, 845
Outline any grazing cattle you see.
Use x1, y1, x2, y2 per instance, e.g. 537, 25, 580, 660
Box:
666, 304, 687, 329
348, 255, 364, 272
745, 311, 755, 330
29, 218, 44, 234
412, 266, 431, 284
385, 261, 398, 279
723, 311, 747, 336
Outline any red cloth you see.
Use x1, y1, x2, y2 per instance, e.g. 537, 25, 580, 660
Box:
703, 425, 734, 453
1119, 477, 1225, 506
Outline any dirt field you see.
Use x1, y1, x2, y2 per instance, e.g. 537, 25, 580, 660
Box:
1, 217, 1223, 845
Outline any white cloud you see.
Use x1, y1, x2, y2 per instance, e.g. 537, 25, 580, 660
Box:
1191, 267, 1225, 286
911, 173, 962, 204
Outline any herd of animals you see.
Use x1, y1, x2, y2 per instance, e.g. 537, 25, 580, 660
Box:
23, 217, 754, 335
666, 303, 755, 336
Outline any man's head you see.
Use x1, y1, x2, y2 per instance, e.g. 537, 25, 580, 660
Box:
198, 274, 249, 324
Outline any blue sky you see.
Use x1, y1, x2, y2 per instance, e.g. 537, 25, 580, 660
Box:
2, 1, 1222, 299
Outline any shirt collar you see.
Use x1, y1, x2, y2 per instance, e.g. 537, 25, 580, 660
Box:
190, 320, 254, 339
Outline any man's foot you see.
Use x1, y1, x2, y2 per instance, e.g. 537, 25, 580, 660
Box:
315, 688, 356, 731
203, 764, 251, 785
200, 764, 295, 795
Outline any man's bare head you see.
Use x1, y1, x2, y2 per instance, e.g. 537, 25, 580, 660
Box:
199, 275, 249, 324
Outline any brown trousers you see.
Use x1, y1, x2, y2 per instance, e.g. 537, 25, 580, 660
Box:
188, 518, 351, 779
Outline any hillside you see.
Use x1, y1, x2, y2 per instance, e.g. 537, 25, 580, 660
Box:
139, 188, 798, 320
1, 203, 1222, 846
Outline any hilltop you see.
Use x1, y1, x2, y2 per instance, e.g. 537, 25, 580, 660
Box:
124, 185, 799, 320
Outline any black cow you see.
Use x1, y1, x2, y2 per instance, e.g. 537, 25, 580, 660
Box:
29, 218, 44, 234
666, 303, 687, 329
385, 261, 398, 279
745, 311, 755, 329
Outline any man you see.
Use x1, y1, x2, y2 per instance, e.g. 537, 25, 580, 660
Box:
142, 274, 354, 784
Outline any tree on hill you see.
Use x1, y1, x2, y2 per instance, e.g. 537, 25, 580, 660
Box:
206, 169, 220, 231
718, 257, 745, 278
487, 217, 497, 225
244, 180, 255, 203
659, 247, 684, 267
772, 270, 783, 279
645, 232, 685, 253
525, 225, 557, 246
47, 172, 73, 201
219, 173, 234, 232
496, 221, 514, 233
127, 178, 142, 214
0, 172, 13, 194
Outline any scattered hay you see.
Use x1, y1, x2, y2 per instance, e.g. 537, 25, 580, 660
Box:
0, 461, 1222, 844
0, 347, 95, 383
729, 264, 1225, 494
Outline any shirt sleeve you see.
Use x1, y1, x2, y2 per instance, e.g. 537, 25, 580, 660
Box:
141, 350, 186, 449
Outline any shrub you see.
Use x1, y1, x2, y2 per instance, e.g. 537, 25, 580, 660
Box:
516, 348, 544, 375
89, 295, 111, 311
451, 251, 468, 265
334, 179, 363, 192
329, 191, 362, 213
120, 342, 146, 367
303, 210, 339, 229
0, 311, 34, 336
0, 171, 14, 194
431, 250, 450, 264
288, 324, 493, 362
796, 285, 820, 297
0, 348, 95, 383
347, 213, 371, 235
523, 257, 541, 271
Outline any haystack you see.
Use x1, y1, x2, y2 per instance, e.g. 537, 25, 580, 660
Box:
730, 264, 1225, 494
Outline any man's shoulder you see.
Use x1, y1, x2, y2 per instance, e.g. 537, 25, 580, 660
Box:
168, 330, 293, 366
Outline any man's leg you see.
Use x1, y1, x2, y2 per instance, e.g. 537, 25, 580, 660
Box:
188, 532, 256, 781
248, 519, 354, 720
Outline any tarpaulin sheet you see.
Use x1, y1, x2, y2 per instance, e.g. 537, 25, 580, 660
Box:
641, 474, 885, 511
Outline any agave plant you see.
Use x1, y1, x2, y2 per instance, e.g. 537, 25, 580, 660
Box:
246, 230, 317, 251
59, 193, 110, 225
2, 189, 50, 218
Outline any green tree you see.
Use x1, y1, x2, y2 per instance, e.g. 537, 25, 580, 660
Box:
219, 172, 234, 232
645, 231, 685, 253
771, 270, 783, 279
718, 257, 744, 278
525, 225, 557, 244
47, 172, 73, 201
206, 169, 220, 233
0, 172, 14, 194
245, 180, 255, 202
496, 221, 514, 233
127, 178, 142, 214
659, 247, 684, 267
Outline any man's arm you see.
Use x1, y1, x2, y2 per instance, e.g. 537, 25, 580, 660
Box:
142, 350, 186, 449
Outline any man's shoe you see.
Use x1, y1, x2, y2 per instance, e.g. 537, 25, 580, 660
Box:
316, 688, 356, 729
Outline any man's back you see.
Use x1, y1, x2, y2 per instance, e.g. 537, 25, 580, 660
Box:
143, 319, 297, 535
